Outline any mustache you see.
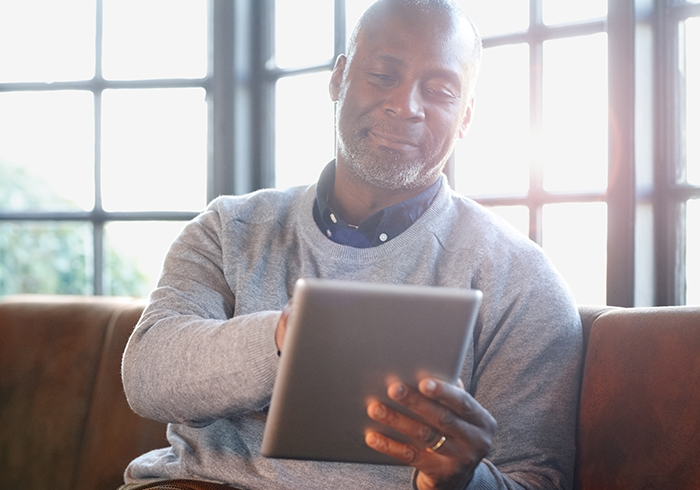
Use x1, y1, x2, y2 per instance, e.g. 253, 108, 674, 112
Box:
360, 124, 422, 146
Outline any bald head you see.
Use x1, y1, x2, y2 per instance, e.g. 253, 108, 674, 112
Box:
347, 0, 482, 94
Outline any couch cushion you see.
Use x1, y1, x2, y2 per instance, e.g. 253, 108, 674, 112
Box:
576, 306, 700, 490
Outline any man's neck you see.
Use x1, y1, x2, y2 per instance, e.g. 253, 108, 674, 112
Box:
331, 161, 438, 226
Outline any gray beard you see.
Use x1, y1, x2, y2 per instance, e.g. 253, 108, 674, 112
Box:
338, 134, 444, 191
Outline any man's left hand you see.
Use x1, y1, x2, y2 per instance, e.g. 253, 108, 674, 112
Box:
365, 377, 497, 490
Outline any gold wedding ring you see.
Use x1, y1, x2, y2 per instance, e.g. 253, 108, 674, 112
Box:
429, 435, 446, 452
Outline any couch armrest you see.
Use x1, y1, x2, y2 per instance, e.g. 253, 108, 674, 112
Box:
576, 305, 700, 490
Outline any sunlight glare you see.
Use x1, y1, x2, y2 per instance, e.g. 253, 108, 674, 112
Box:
685, 17, 700, 185
454, 44, 530, 196
102, 0, 207, 80
542, 33, 608, 192
275, 72, 336, 189
101, 88, 207, 212
275, 0, 334, 68
0, 0, 95, 83
0, 91, 94, 210
542, 0, 607, 25
542, 202, 607, 305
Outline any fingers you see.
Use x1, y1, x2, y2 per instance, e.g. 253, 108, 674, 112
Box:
366, 379, 496, 463
366, 378, 497, 490
367, 401, 444, 451
416, 378, 497, 433
364, 430, 456, 472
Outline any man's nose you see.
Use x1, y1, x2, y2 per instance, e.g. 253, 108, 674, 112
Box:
383, 82, 425, 121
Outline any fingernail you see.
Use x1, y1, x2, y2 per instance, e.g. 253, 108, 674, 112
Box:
423, 379, 436, 393
373, 404, 386, 418
391, 383, 406, 399
365, 432, 378, 446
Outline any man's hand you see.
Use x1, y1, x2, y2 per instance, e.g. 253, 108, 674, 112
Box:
365, 377, 497, 490
275, 299, 293, 354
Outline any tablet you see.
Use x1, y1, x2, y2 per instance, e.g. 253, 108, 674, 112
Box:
261, 278, 482, 465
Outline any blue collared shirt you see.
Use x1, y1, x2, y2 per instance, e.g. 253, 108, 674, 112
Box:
312, 161, 441, 248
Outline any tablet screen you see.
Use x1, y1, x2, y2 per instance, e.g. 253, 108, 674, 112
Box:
261, 278, 482, 465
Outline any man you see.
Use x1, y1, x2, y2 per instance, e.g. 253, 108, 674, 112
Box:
120, 1, 582, 489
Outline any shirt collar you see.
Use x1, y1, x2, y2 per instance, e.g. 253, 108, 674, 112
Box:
313, 160, 441, 248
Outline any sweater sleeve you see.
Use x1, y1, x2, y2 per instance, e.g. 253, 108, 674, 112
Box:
463, 240, 583, 490
121, 205, 282, 427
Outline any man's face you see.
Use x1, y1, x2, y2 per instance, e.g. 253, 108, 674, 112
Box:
330, 6, 476, 191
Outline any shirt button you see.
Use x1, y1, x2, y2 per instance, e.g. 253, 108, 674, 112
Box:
379, 233, 388, 242
330, 213, 338, 223
326, 229, 332, 237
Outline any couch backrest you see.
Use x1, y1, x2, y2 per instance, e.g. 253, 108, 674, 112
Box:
576, 305, 700, 490
3, 296, 699, 490
0, 295, 166, 490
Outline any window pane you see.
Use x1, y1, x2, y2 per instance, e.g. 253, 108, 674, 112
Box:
456, 0, 529, 37
542, 33, 608, 192
0, 222, 92, 296
0, 0, 95, 83
0, 91, 94, 211
487, 205, 529, 238
101, 88, 207, 212
102, 0, 207, 80
104, 221, 187, 297
542, 202, 607, 305
685, 17, 700, 185
687, 199, 700, 306
543, 0, 607, 25
276, 0, 334, 68
275, 72, 336, 188
346, 0, 377, 45
454, 44, 529, 196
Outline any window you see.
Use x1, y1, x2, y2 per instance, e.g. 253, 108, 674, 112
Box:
1, 0, 698, 307
452, 0, 608, 305
0, 0, 208, 296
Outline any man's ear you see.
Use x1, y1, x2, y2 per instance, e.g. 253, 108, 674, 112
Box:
329, 54, 347, 102
458, 96, 475, 139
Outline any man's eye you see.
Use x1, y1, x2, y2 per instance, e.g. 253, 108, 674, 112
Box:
425, 86, 457, 100
370, 73, 396, 85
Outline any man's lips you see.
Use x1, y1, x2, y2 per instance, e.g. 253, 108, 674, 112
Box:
368, 130, 419, 152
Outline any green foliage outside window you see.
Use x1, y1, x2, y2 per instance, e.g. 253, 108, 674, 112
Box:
0, 160, 150, 297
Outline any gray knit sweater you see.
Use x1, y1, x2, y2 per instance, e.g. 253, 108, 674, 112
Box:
122, 176, 582, 490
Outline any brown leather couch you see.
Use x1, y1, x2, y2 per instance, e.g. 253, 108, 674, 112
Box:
1, 296, 699, 490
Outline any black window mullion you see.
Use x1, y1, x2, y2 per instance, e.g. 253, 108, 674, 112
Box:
654, 0, 684, 305
209, 0, 238, 198
606, 0, 637, 307
93, 0, 105, 295
253, 0, 276, 190
529, 0, 545, 246
334, 0, 346, 59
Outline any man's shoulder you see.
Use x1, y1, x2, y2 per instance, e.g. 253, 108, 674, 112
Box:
206, 184, 313, 225
436, 190, 532, 250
